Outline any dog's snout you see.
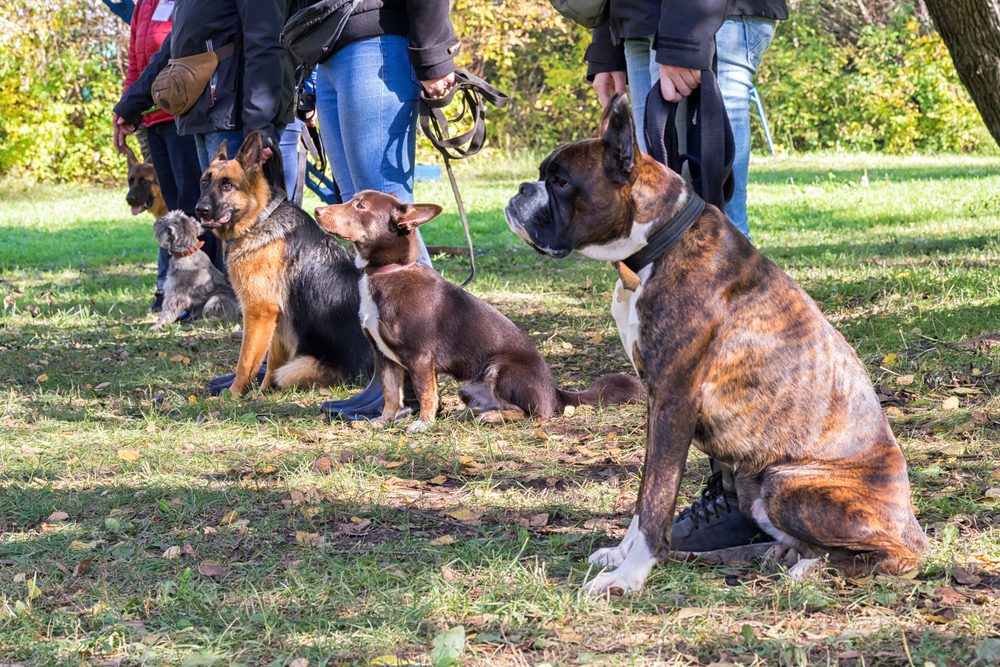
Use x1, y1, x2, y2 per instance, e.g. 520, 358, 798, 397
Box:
518, 182, 531, 197
195, 199, 212, 220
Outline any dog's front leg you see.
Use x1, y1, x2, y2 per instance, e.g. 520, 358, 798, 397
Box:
231, 301, 279, 395
368, 353, 405, 428
260, 327, 290, 391
152, 292, 190, 329
406, 354, 438, 433
585, 396, 696, 595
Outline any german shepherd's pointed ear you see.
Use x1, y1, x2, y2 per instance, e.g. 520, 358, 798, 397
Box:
394, 203, 442, 233
124, 142, 140, 168
211, 141, 229, 163
235, 131, 271, 175
599, 93, 637, 185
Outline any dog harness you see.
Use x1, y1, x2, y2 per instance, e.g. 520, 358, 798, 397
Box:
171, 240, 205, 259
615, 191, 706, 290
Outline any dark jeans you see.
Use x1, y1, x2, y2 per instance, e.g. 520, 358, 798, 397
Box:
147, 121, 224, 289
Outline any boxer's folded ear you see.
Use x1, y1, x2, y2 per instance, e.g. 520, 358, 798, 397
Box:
600, 94, 637, 186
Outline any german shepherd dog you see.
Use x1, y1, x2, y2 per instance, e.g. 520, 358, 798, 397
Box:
195, 131, 371, 395
124, 144, 167, 218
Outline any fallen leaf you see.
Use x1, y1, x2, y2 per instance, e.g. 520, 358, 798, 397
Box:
884, 406, 904, 419
72, 557, 92, 577
895, 374, 915, 386
427, 475, 447, 485
882, 353, 898, 365
429, 535, 456, 546
953, 568, 982, 586
219, 511, 239, 526
934, 586, 968, 606
457, 455, 475, 464
197, 560, 228, 578
312, 457, 332, 473
983, 488, 1000, 501
942, 396, 960, 411
941, 443, 966, 456
94, 382, 111, 392
36, 373, 49, 384
117, 449, 140, 462
447, 508, 481, 523
162, 546, 182, 559
587, 333, 604, 344
295, 531, 326, 547
527, 512, 549, 528
674, 607, 706, 620
440, 565, 464, 582
563, 405, 577, 417
289, 659, 309, 667
385, 461, 405, 469
430, 625, 465, 667
369, 656, 406, 667
47, 511, 69, 522
70, 540, 99, 552
26, 577, 42, 601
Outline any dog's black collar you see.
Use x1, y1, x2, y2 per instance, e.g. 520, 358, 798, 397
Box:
622, 191, 705, 273
256, 191, 286, 224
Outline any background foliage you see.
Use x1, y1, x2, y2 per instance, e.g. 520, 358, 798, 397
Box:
0, 0, 993, 183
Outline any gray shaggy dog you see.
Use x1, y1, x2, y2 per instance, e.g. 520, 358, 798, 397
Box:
152, 211, 239, 328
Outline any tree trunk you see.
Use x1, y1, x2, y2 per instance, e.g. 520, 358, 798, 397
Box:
924, 0, 1000, 147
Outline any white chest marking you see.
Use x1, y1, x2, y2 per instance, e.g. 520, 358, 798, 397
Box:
610, 264, 653, 373
358, 275, 403, 366
578, 220, 653, 261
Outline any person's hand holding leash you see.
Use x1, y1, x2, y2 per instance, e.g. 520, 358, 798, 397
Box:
659, 65, 701, 102
422, 71, 457, 99
112, 113, 136, 154
593, 71, 627, 108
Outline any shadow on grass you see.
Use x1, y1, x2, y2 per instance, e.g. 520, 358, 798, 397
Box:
752, 161, 1000, 186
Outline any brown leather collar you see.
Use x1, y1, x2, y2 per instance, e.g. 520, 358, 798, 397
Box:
171, 240, 204, 259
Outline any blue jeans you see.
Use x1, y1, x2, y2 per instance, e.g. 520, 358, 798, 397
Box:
315, 35, 430, 264
622, 17, 776, 240
194, 124, 300, 198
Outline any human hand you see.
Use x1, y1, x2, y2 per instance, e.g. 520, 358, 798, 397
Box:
113, 113, 136, 153
421, 71, 457, 99
658, 65, 701, 102
592, 71, 627, 108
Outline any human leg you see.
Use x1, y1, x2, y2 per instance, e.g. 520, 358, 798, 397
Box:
716, 16, 776, 240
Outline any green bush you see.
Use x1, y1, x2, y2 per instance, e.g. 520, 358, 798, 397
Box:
755, 16, 992, 153
0, 1, 127, 183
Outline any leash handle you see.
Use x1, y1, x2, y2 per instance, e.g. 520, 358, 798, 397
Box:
419, 68, 509, 288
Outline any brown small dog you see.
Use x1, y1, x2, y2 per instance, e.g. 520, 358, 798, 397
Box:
506, 95, 928, 594
314, 191, 643, 433
195, 132, 371, 395
124, 144, 166, 219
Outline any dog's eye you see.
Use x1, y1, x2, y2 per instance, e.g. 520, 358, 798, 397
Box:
222, 182, 235, 192
553, 176, 570, 189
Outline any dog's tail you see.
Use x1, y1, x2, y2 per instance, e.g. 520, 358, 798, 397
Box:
556, 373, 644, 409
272, 355, 341, 390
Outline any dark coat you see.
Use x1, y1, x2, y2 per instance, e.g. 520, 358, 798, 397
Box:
114, 0, 296, 141
333, 0, 459, 80
585, 0, 788, 79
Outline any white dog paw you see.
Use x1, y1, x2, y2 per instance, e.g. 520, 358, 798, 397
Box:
584, 569, 645, 596
588, 545, 627, 568
788, 557, 821, 581
406, 419, 431, 433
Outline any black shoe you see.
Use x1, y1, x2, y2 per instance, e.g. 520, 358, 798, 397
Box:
206, 362, 267, 396
150, 291, 165, 313
669, 471, 768, 552
322, 376, 420, 422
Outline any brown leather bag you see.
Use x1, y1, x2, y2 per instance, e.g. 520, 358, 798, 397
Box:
151, 43, 234, 116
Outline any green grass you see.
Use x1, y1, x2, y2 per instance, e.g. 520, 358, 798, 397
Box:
1, 153, 998, 666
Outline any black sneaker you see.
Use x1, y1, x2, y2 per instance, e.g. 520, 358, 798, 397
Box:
669, 471, 768, 552
150, 291, 165, 313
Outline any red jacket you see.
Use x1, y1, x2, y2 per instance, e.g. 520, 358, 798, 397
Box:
124, 0, 174, 127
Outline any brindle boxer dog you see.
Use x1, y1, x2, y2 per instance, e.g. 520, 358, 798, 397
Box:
505, 94, 928, 594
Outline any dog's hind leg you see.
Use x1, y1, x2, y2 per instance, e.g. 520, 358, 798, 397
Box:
261, 328, 291, 390
202, 294, 238, 320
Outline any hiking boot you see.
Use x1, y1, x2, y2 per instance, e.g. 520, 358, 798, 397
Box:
669, 471, 768, 552
150, 291, 164, 313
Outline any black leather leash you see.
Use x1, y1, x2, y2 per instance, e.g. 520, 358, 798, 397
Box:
418, 68, 509, 287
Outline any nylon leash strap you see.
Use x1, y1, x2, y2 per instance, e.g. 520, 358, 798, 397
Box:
418, 68, 509, 287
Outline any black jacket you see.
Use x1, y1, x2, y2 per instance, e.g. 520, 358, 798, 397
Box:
333, 0, 458, 81
115, 0, 296, 141
585, 0, 787, 79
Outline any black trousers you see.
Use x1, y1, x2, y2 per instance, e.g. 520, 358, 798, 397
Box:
147, 121, 224, 284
